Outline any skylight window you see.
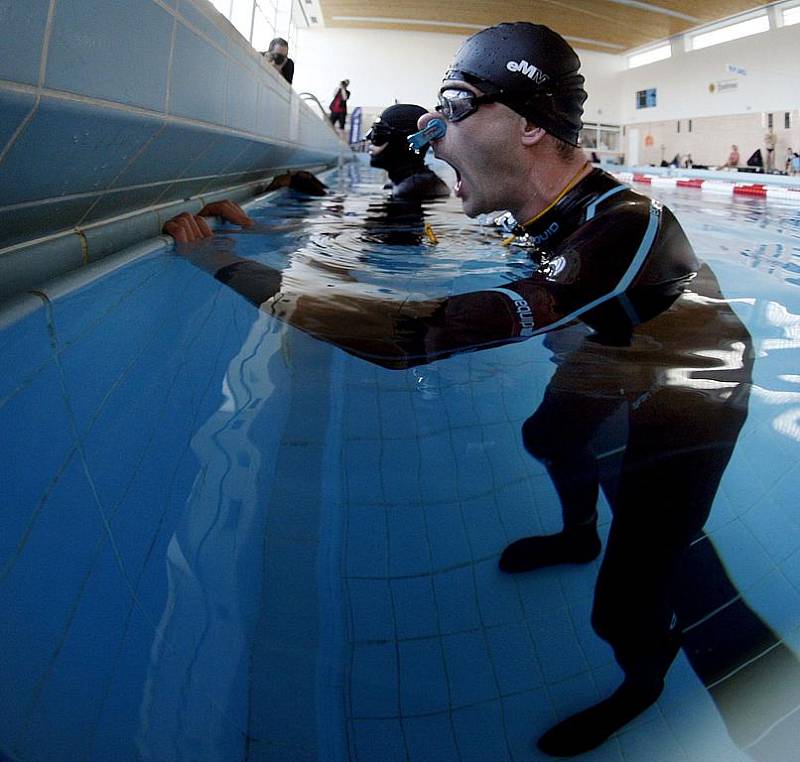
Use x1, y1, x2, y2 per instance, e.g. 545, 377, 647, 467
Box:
628, 44, 671, 69
690, 14, 769, 51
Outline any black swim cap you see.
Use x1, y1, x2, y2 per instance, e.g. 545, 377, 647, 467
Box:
369, 104, 431, 168
444, 22, 587, 146
377, 104, 429, 137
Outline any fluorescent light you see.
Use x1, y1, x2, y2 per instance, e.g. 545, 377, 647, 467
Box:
691, 15, 769, 51
628, 43, 671, 68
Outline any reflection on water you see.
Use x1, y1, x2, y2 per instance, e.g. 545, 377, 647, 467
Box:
1, 161, 799, 760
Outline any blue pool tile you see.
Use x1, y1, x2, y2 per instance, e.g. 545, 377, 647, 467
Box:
460, 495, 509, 557
0, 302, 51, 402
88, 607, 157, 759
442, 630, 498, 707
452, 443, 494, 501
0, 367, 76, 560
616, 714, 688, 762
245, 741, 317, 761
391, 576, 439, 640
345, 503, 388, 578
0, 455, 102, 743
485, 623, 544, 695
19, 539, 131, 760
352, 719, 406, 762
707, 519, 775, 596
110, 122, 217, 188
387, 503, 430, 578
424, 500, 472, 571
451, 701, 512, 762
495, 478, 544, 540
350, 642, 398, 718
256, 84, 290, 138
178, 0, 228, 50
343, 440, 382, 505
403, 713, 459, 761
433, 566, 480, 634
343, 383, 380, 441
347, 577, 394, 643
381, 439, 421, 507
0, 89, 37, 154
501, 690, 583, 761
377, 388, 419, 442
226, 62, 259, 133
716, 450, 762, 515
169, 24, 227, 124
742, 495, 800, 564
662, 693, 751, 761
46, 0, 173, 111
0, 96, 161, 207
743, 568, 800, 636
0, 197, 96, 250
528, 606, 589, 684
417, 431, 460, 504
0, 1, 50, 85
474, 558, 524, 626
546, 671, 601, 723
515, 566, 567, 618
398, 638, 449, 716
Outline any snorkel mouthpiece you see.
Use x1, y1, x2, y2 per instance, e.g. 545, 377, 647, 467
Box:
407, 118, 446, 154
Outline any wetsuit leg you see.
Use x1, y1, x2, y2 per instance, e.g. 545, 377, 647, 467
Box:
500, 386, 623, 572
538, 385, 749, 756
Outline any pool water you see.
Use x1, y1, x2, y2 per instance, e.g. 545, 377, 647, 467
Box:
1, 158, 799, 760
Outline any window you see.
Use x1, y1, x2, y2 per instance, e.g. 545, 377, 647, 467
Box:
782, 4, 800, 26
786, 112, 792, 129
688, 119, 693, 133
689, 14, 769, 51
628, 43, 671, 69
211, 0, 296, 48
768, 113, 774, 129
636, 89, 657, 109
676, 121, 681, 133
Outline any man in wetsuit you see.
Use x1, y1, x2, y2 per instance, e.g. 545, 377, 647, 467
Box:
164, 22, 754, 757
366, 103, 450, 200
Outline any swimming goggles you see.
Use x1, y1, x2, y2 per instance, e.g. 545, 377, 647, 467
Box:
435, 88, 500, 122
365, 121, 396, 146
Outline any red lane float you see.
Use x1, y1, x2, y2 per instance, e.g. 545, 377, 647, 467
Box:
732, 184, 767, 197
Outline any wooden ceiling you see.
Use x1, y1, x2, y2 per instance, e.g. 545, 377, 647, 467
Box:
315, 1, 772, 53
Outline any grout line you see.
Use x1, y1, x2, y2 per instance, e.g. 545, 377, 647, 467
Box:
76, 120, 168, 227
164, 1, 179, 115
0, 98, 40, 169
37, 0, 59, 88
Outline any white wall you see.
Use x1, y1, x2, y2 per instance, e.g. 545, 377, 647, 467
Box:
293, 28, 463, 114
293, 27, 624, 125
620, 23, 800, 124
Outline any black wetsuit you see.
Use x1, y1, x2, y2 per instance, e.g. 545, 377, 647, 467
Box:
390, 166, 449, 200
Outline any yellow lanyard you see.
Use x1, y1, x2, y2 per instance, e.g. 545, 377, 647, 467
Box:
502, 162, 590, 246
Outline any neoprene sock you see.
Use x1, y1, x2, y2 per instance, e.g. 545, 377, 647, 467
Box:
498, 524, 601, 573
537, 628, 682, 756
537, 679, 664, 757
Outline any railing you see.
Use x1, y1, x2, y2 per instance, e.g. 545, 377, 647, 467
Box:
298, 92, 330, 121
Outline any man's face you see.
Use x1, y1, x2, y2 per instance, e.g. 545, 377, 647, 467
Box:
418, 80, 521, 217
270, 43, 289, 61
